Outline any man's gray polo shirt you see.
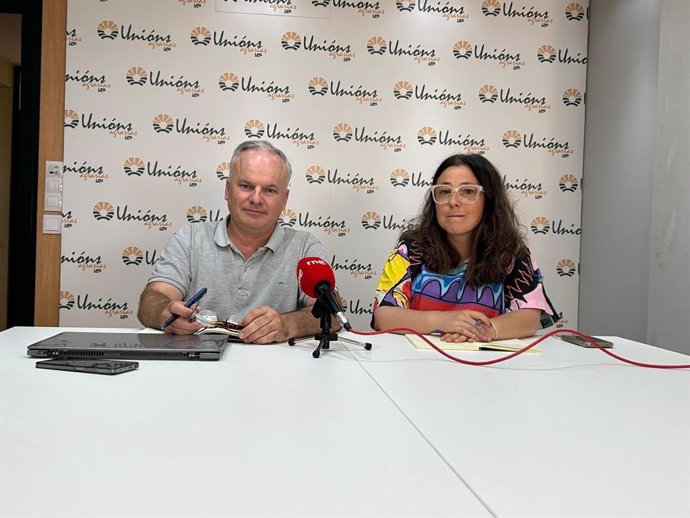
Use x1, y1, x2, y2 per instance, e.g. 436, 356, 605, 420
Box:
147, 216, 326, 321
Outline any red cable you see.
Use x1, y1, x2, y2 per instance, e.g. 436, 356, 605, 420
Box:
350, 327, 690, 369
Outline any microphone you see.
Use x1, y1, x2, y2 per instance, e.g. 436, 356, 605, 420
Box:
296, 257, 351, 331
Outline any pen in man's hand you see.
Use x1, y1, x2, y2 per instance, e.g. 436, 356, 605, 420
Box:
160, 287, 207, 330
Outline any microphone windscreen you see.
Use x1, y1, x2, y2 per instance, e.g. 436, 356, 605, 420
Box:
296, 257, 336, 298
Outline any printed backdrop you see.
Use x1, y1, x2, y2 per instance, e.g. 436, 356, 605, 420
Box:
60, 0, 589, 330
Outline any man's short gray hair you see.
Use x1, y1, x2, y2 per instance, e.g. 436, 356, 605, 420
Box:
229, 140, 292, 185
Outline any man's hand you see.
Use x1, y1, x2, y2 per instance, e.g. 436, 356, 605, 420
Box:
239, 306, 288, 344
161, 300, 203, 335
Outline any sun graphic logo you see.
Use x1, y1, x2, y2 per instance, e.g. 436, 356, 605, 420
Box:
332, 123, 353, 142
64, 109, 79, 128
417, 126, 437, 145
190, 26, 212, 46
361, 211, 381, 230
502, 129, 522, 148
152, 113, 174, 133
481, 0, 501, 16
478, 84, 499, 103
562, 88, 583, 107
59, 291, 75, 310
308, 76, 328, 96
123, 156, 145, 176
92, 201, 115, 221
393, 81, 414, 100
559, 174, 579, 192
244, 119, 265, 139
366, 36, 387, 56
556, 258, 577, 277
125, 66, 147, 86
279, 208, 297, 227
537, 45, 557, 63
530, 216, 551, 234
121, 246, 144, 266
305, 165, 326, 184
216, 161, 231, 181
453, 40, 472, 60
395, 0, 415, 12
281, 32, 302, 51
389, 169, 410, 187
97, 20, 119, 40
186, 205, 207, 223
218, 72, 240, 92
565, 2, 585, 21
311, 0, 330, 6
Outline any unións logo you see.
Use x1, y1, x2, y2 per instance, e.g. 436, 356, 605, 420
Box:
179, 0, 208, 7
221, 72, 293, 103
396, 0, 467, 22
125, 157, 200, 186
61, 251, 107, 274
395, 0, 414, 12
333, 122, 405, 152
59, 291, 133, 319
307, 166, 378, 193
305, 166, 326, 184
122, 246, 144, 266
281, 31, 354, 61
502, 129, 573, 157
244, 119, 318, 148
481, 0, 553, 27
331, 254, 376, 280
390, 168, 432, 188
97, 20, 175, 51
562, 88, 583, 106
367, 36, 439, 66
216, 162, 231, 181
191, 26, 265, 57
60, 291, 75, 310
93, 202, 172, 230
531, 216, 581, 236
530, 216, 550, 234
479, 84, 550, 113
361, 211, 381, 230
65, 69, 111, 93
417, 126, 488, 153
556, 259, 577, 277
394, 80, 465, 109
186, 205, 207, 223
503, 176, 546, 199
314, 0, 383, 18
152, 114, 231, 144
66, 28, 82, 46
64, 109, 137, 139
279, 209, 298, 227
454, 40, 524, 69
308, 76, 381, 106
565, 2, 586, 21
537, 44, 587, 64
92, 202, 115, 221
559, 174, 579, 192
126, 66, 204, 97
124, 157, 145, 176
63, 160, 109, 183
122, 245, 159, 266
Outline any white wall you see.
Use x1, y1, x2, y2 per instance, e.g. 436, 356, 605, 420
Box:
581, 0, 689, 355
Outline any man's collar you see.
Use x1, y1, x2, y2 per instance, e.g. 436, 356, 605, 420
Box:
215, 215, 285, 252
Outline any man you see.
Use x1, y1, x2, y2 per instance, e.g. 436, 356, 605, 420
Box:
137, 140, 333, 343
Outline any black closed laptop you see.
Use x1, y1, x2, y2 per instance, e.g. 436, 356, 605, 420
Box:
27, 332, 230, 361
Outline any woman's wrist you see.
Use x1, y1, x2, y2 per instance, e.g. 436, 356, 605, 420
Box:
489, 320, 499, 340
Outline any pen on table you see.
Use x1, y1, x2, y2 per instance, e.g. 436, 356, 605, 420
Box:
160, 287, 207, 330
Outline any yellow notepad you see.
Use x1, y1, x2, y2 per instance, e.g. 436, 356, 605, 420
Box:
405, 334, 540, 353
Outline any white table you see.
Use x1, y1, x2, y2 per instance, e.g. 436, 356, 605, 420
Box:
1, 326, 689, 517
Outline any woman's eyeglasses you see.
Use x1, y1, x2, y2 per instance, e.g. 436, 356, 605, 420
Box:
429, 184, 484, 204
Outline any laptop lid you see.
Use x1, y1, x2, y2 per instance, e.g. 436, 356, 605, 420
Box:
27, 332, 231, 361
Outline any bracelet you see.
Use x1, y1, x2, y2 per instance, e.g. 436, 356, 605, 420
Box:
489, 321, 499, 340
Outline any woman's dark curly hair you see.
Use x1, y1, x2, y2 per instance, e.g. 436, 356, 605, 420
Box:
399, 153, 525, 285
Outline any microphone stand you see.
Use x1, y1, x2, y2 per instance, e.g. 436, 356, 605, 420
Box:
288, 300, 372, 358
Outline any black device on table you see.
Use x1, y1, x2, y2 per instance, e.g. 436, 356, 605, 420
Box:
36, 359, 139, 375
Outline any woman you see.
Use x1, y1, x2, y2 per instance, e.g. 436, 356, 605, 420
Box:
372, 153, 559, 342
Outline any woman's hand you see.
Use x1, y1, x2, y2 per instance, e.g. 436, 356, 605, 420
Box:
437, 310, 493, 342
